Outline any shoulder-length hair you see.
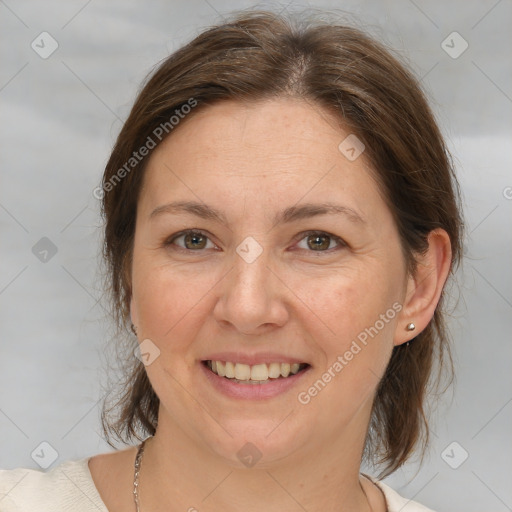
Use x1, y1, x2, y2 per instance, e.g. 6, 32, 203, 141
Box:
99, 9, 464, 478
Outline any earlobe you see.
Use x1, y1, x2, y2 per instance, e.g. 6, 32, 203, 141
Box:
394, 228, 452, 346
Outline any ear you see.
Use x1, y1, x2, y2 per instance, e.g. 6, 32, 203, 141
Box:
394, 228, 452, 346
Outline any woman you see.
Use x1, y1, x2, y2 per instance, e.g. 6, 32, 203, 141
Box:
0, 9, 463, 512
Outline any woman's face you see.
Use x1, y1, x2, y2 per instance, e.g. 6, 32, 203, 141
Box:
130, 98, 412, 465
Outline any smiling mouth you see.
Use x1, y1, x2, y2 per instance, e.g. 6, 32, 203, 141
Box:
202, 360, 310, 384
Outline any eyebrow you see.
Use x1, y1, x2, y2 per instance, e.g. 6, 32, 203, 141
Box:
149, 200, 366, 227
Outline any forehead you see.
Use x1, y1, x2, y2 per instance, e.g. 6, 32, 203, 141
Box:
139, 98, 388, 226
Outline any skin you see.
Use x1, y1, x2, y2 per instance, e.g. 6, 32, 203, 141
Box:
89, 97, 452, 512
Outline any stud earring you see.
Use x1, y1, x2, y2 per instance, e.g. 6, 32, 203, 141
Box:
405, 322, 416, 348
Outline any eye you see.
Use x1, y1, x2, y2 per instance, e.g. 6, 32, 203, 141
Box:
164, 229, 346, 254
166, 230, 216, 251
294, 230, 346, 253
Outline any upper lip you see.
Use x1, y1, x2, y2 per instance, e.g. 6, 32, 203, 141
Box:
202, 352, 310, 366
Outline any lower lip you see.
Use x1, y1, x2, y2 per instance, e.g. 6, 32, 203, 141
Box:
200, 361, 311, 400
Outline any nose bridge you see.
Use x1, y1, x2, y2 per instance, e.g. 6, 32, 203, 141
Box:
215, 235, 287, 333
230, 236, 271, 304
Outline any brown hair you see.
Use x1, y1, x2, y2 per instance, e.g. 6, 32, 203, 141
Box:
99, 9, 464, 478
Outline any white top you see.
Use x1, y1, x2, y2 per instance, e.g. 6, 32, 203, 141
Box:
0, 457, 435, 511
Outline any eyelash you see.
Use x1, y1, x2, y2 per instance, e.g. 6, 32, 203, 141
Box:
164, 229, 347, 255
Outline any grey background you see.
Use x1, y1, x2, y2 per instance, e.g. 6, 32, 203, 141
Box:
1, 1, 511, 510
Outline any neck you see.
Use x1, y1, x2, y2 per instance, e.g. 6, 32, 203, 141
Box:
136, 407, 377, 512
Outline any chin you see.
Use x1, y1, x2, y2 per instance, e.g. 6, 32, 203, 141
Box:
198, 419, 309, 469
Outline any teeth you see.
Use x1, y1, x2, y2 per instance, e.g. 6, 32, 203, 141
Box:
206, 360, 306, 382
250, 364, 268, 381
268, 362, 281, 379
225, 361, 235, 378
216, 361, 226, 377
234, 362, 251, 380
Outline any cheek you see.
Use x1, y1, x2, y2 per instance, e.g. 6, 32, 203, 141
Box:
131, 257, 215, 346
311, 267, 398, 369
294, 271, 400, 424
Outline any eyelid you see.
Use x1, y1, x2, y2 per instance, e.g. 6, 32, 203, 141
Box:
165, 229, 346, 252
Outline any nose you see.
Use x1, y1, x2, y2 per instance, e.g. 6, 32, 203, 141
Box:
213, 248, 289, 336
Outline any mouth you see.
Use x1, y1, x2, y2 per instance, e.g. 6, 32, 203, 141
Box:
201, 360, 310, 385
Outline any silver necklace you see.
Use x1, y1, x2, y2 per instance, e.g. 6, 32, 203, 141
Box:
133, 439, 146, 512
132, 439, 379, 512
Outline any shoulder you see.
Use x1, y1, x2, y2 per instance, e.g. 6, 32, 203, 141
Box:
0, 458, 108, 512
371, 478, 437, 512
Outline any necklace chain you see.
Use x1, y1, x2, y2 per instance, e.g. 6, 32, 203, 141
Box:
133, 439, 146, 512
132, 438, 380, 512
